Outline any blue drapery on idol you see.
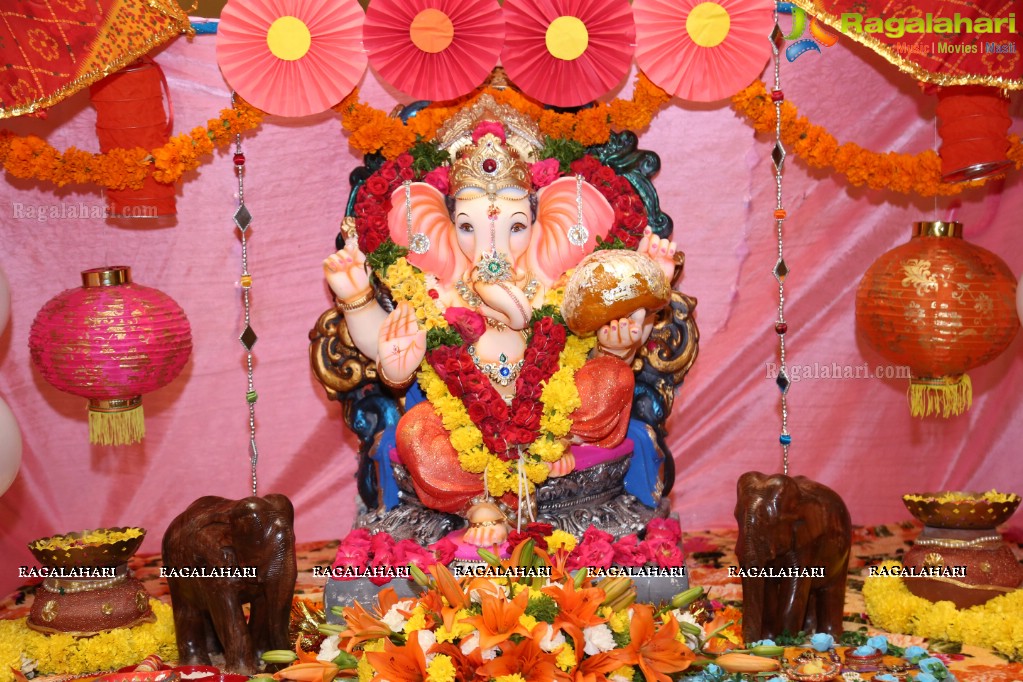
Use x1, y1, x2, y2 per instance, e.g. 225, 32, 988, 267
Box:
375, 383, 662, 511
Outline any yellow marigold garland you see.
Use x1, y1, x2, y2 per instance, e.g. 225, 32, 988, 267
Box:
0, 600, 177, 682
729, 81, 1021, 197
863, 560, 1023, 661
334, 72, 673, 158
0, 99, 263, 190
376, 256, 596, 497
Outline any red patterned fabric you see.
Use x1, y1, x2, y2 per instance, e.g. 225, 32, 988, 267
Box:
0, 0, 188, 118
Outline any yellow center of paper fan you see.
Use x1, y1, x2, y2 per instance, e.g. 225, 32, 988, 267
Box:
686, 2, 730, 48
411, 9, 455, 54
267, 16, 311, 61
546, 16, 589, 61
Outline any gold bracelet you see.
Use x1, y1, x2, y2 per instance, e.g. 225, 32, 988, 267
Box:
377, 362, 415, 390
337, 288, 375, 312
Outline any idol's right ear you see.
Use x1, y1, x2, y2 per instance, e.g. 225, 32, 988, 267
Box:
387, 182, 468, 285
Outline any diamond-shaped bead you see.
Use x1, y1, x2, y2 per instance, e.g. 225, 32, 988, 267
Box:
234, 204, 252, 232
771, 24, 784, 43
776, 369, 790, 394
240, 325, 258, 350
772, 142, 786, 170
773, 258, 789, 282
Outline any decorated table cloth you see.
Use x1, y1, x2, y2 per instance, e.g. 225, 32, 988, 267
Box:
2, 522, 1021, 681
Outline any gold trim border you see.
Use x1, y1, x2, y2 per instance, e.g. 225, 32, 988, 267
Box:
0, 1, 193, 120
788, 0, 1023, 90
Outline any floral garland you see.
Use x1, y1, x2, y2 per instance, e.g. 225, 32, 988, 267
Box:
0, 99, 263, 190
335, 71, 673, 159
0, 600, 177, 682
417, 331, 594, 498
863, 560, 1023, 661
729, 80, 1022, 198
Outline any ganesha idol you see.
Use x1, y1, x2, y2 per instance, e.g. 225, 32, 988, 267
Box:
310, 97, 699, 554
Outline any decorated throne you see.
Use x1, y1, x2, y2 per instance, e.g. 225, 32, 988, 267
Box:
310, 95, 699, 554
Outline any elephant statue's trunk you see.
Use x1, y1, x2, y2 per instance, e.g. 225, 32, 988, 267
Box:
473, 279, 532, 330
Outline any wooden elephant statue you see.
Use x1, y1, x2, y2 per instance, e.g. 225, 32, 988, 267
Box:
162, 494, 297, 674
734, 471, 851, 643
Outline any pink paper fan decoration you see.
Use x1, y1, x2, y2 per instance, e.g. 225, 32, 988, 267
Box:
364, 0, 504, 102
217, 0, 366, 117
634, 0, 774, 102
501, 0, 635, 108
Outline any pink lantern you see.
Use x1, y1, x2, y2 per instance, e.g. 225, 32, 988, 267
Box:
29, 266, 192, 445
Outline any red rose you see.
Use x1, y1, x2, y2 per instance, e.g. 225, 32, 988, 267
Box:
520, 365, 544, 387
429, 537, 458, 565
645, 517, 682, 542
423, 166, 450, 194
507, 522, 553, 552
622, 212, 645, 230
611, 534, 651, 567
530, 158, 561, 189
566, 539, 614, 571
467, 402, 488, 423
340, 528, 373, 549
463, 373, 490, 395
378, 164, 398, 183
595, 167, 617, 186
443, 357, 463, 376
641, 538, 684, 568
365, 175, 390, 197
398, 166, 415, 182
511, 402, 537, 426
443, 307, 486, 345
582, 526, 615, 546
396, 153, 414, 169
612, 194, 632, 211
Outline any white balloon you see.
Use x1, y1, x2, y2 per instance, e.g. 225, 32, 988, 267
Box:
1017, 273, 1023, 326
0, 263, 9, 337
0, 396, 22, 498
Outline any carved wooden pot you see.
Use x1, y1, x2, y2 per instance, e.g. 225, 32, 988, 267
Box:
27, 563, 154, 636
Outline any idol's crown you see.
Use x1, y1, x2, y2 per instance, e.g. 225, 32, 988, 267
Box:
449, 130, 531, 200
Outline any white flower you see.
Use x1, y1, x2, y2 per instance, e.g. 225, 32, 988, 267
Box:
381, 599, 415, 632
415, 630, 437, 664
672, 610, 700, 650
583, 624, 616, 655
460, 633, 498, 660
538, 624, 566, 653
317, 634, 341, 663
609, 674, 631, 682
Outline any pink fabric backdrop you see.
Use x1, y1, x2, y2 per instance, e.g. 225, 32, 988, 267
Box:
1, 36, 1021, 596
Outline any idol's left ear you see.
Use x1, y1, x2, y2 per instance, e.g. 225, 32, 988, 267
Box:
527, 177, 613, 286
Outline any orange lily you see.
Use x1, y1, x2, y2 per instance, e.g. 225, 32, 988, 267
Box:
365, 633, 429, 682
431, 641, 483, 682
461, 587, 532, 650
619, 604, 696, 682
474, 636, 565, 682
427, 563, 475, 632
271, 661, 340, 682
542, 580, 606, 631
699, 605, 743, 654
339, 600, 392, 651
570, 651, 631, 682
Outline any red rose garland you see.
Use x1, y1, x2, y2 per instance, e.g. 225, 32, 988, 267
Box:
427, 316, 566, 457
352, 152, 417, 253
569, 155, 648, 248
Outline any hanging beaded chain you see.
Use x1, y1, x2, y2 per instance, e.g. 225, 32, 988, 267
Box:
769, 13, 792, 475
232, 94, 259, 496
567, 174, 589, 247
404, 180, 430, 254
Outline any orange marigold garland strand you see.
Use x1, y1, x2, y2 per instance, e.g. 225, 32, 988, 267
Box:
334, 72, 674, 157
0, 98, 263, 190
729, 80, 1019, 197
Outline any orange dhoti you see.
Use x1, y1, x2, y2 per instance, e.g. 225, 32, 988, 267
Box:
396, 355, 634, 514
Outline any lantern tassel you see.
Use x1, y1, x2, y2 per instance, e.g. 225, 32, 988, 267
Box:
908, 375, 973, 419
88, 403, 145, 445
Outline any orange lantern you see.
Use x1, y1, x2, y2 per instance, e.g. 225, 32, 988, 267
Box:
89, 57, 175, 218
855, 221, 1019, 418
937, 86, 1012, 183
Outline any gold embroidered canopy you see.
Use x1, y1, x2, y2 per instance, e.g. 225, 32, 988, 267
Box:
0, 0, 191, 119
